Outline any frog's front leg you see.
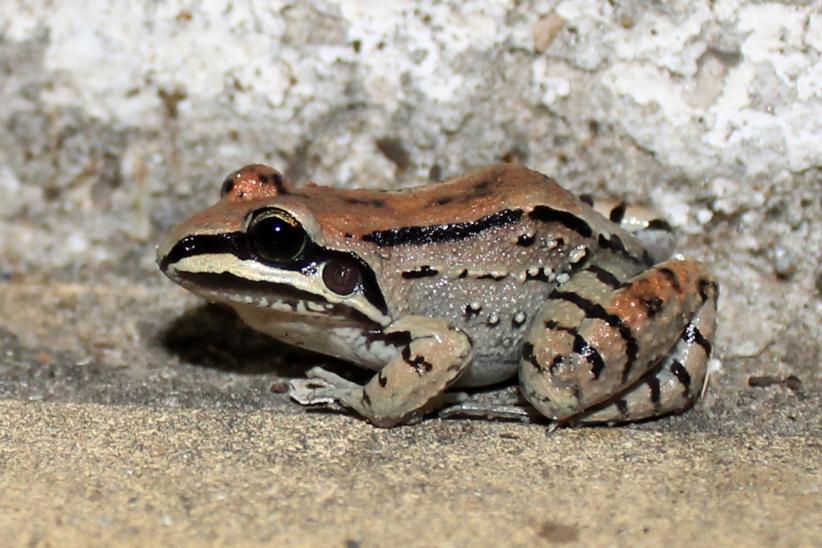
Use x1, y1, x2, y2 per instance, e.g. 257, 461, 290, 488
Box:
519, 258, 717, 424
289, 316, 472, 427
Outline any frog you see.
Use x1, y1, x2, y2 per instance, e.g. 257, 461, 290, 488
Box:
157, 163, 717, 427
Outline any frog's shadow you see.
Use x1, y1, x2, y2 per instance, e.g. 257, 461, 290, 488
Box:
159, 302, 367, 381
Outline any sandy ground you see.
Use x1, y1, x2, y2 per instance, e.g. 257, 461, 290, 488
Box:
1, 282, 819, 547
2, 401, 819, 547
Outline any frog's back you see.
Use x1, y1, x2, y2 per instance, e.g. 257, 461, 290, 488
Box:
294, 164, 584, 245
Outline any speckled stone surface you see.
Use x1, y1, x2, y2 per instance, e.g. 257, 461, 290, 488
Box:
0, 1, 819, 546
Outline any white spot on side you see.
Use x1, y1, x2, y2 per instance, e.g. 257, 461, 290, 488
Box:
556, 273, 570, 284
513, 311, 526, 325
487, 313, 500, 326
469, 302, 482, 312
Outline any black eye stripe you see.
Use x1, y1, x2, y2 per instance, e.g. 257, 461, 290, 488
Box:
160, 230, 388, 316
159, 232, 252, 271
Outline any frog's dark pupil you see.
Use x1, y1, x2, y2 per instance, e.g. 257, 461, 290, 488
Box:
322, 259, 361, 295
248, 212, 306, 262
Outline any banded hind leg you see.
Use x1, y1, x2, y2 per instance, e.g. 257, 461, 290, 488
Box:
518, 257, 718, 425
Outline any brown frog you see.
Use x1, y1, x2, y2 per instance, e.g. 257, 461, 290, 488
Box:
157, 163, 717, 427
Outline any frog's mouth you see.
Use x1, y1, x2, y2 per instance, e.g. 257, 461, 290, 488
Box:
175, 271, 383, 327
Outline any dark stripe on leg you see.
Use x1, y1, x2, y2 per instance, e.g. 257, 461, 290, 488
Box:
670, 360, 691, 396
658, 267, 682, 292
522, 342, 542, 371
550, 291, 638, 382
544, 319, 607, 379
616, 399, 629, 416
640, 296, 663, 317
573, 334, 606, 379
646, 376, 661, 410
586, 264, 623, 288
683, 323, 712, 356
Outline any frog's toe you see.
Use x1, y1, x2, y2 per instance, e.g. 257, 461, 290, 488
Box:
304, 366, 361, 390
288, 377, 338, 406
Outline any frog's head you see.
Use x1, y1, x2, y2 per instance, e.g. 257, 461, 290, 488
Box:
157, 165, 390, 327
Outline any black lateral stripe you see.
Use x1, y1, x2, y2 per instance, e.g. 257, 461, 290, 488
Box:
550, 291, 638, 382
683, 323, 712, 356
647, 376, 661, 408
362, 209, 523, 247
529, 206, 593, 238
609, 202, 626, 224
401, 266, 438, 279
573, 334, 606, 379
670, 360, 691, 396
586, 264, 623, 288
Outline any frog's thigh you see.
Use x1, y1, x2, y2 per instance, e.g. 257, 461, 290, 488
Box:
318, 316, 472, 427
578, 286, 716, 422
519, 258, 717, 423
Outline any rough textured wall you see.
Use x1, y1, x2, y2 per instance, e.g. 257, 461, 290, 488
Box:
0, 1, 819, 429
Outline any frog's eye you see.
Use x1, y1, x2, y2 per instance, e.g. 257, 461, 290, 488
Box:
247, 209, 307, 263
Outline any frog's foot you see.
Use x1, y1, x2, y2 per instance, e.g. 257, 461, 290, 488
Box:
438, 385, 543, 423
291, 316, 472, 427
439, 402, 541, 423
519, 257, 718, 424
288, 367, 360, 408
578, 195, 676, 264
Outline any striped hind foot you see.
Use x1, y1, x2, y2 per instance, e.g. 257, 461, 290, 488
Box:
518, 258, 718, 425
